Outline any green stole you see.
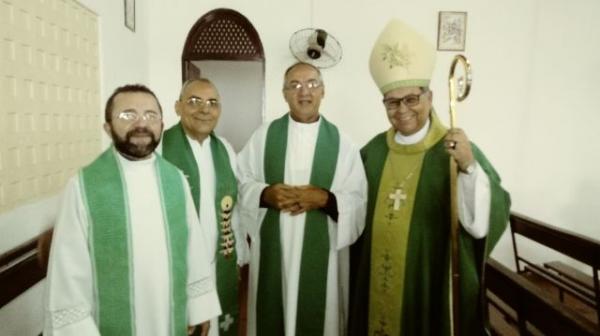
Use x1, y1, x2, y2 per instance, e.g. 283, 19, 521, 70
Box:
80, 148, 188, 336
349, 112, 511, 336
256, 114, 340, 336
162, 122, 239, 336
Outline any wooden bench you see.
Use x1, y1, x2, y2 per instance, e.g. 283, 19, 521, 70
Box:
545, 261, 596, 297
509, 212, 600, 322
0, 229, 53, 308
485, 258, 599, 335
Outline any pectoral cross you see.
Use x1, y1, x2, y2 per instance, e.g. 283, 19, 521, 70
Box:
389, 188, 406, 211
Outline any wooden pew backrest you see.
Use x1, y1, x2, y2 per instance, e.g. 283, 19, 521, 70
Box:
0, 229, 52, 308
509, 212, 600, 323
486, 258, 598, 335
510, 213, 600, 267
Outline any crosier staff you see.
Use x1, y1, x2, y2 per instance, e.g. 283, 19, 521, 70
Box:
448, 54, 472, 336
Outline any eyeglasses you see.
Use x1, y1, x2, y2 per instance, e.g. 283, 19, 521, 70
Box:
383, 91, 428, 110
284, 79, 322, 91
117, 110, 162, 123
185, 97, 220, 109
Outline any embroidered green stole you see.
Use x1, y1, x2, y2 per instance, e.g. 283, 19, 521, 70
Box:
163, 122, 239, 335
80, 148, 188, 336
256, 114, 340, 336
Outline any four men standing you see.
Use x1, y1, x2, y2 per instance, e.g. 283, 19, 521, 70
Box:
45, 20, 510, 336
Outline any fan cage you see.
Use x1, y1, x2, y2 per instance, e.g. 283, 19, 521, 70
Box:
289, 28, 342, 69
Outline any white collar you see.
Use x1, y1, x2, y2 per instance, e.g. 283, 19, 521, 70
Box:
186, 133, 211, 148
114, 147, 156, 167
289, 114, 321, 132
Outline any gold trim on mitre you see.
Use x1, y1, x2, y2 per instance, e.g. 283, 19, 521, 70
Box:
369, 19, 436, 94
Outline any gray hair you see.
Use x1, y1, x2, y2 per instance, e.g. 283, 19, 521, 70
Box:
283, 62, 323, 88
179, 78, 219, 99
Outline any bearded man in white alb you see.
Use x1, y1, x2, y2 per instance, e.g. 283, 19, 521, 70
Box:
44, 84, 221, 336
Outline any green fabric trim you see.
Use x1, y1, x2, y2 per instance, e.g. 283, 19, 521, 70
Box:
349, 133, 387, 336
155, 156, 189, 336
210, 133, 239, 336
81, 148, 189, 336
256, 115, 287, 336
163, 123, 239, 335
81, 149, 134, 336
163, 123, 201, 212
380, 79, 430, 94
297, 115, 339, 336
349, 120, 510, 336
257, 114, 340, 336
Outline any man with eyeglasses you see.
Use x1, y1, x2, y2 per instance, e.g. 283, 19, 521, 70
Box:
348, 20, 510, 336
44, 84, 221, 336
162, 78, 248, 336
237, 62, 367, 336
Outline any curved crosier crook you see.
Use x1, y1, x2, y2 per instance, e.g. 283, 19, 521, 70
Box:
448, 54, 473, 128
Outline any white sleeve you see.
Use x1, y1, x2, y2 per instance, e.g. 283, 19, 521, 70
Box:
237, 126, 269, 241
330, 138, 368, 250
457, 162, 491, 238
44, 177, 100, 336
184, 174, 222, 326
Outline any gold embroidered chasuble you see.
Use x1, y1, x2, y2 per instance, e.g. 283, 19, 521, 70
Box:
368, 115, 447, 336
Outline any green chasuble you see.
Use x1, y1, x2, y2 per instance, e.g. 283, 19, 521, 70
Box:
256, 114, 339, 336
349, 112, 511, 336
80, 148, 188, 336
162, 122, 239, 336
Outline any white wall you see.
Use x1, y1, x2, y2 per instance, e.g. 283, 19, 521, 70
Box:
0, 282, 45, 336
472, 0, 600, 268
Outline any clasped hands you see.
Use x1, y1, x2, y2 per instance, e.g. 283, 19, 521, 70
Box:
262, 183, 328, 215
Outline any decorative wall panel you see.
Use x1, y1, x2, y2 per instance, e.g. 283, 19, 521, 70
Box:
0, 0, 100, 213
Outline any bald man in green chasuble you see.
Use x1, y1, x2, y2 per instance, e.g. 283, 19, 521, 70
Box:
348, 20, 511, 336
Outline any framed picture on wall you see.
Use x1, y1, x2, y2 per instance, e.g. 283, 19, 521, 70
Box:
124, 0, 135, 32
437, 11, 467, 51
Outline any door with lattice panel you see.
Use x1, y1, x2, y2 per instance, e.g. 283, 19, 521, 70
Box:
181, 8, 265, 152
